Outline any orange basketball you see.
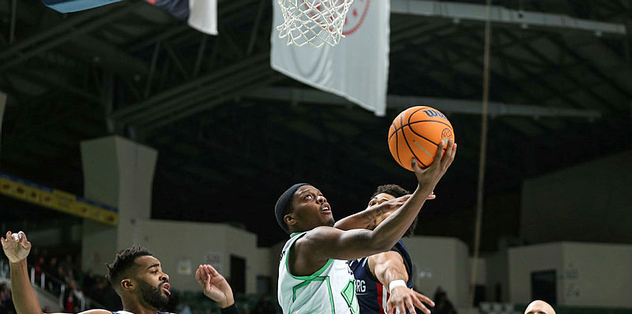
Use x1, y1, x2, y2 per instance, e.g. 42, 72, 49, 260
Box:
388, 106, 455, 171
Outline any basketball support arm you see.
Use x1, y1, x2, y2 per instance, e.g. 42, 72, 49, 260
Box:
245, 87, 602, 120
391, 0, 626, 37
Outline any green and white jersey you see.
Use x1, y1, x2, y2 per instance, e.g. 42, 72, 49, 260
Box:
278, 232, 359, 314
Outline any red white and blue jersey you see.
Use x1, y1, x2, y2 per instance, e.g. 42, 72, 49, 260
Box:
349, 240, 413, 314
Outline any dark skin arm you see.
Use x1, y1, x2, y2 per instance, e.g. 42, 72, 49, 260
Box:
290, 140, 456, 276
333, 195, 411, 230
334, 192, 436, 231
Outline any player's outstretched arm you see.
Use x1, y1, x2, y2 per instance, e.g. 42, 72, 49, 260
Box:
196, 264, 235, 309
297, 140, 457, 264
334, 191, 437, 231
1, 231, 42, 314
369, 252, 434, 314
334, 195, 410, 231
1, 231, 110, 314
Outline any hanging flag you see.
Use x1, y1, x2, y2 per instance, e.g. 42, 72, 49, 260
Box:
42, 0, 218, 36
187, 0, 218, 35
149, 0, 218, 35
270, 0, 390, 116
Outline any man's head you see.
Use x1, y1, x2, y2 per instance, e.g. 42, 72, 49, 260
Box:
368, 184, 417, 237
106, 247, 171, 310
275, 183, 334, 234
524, 300, 556, 314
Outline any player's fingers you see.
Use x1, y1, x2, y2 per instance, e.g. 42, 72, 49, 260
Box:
195, 269, 203, 283
5, 231, 12, 240
386, 299, 399, 314
442, 141, 456, 169
435, 140, 448, 164
386, 301, 399, 314
18, 231, 31, 249
427, 193, 436, 200
411, 158, 423, 173
411, 295, 430, 314
414, 291, 434, 307
414, 301, 431, 314
201, 265, 212, 278
405, 298, 417, 314
18, 231, 26, 242
207, 264, 220, 277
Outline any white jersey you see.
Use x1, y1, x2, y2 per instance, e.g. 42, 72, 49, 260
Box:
278, 232, 360, 314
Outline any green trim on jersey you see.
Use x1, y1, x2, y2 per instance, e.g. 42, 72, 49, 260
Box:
285, 232, 335, 280
278, 232, 359, 314
341, 279, 356, 310
292, 277, 335, 313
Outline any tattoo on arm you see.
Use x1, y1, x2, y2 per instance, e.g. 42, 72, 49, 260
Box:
364, 208, 384, 228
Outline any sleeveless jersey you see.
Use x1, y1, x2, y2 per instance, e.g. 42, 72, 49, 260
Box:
278, 232, 360, 314
112, 311, 171, 314
348, 240, 414, 314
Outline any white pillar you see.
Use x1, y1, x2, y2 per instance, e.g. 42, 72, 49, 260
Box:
80, 135, 158, 274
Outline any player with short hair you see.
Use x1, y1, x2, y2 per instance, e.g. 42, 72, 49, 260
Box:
336, 184, 434, 314
1, 231, 236, 314
275, 139, 456, 314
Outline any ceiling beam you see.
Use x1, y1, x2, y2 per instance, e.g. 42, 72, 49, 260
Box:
391, 0, 627, 36
245, 87, 602, 120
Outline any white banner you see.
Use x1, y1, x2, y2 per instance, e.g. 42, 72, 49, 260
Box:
271, 0, 390, 116
188, 0, 218, 36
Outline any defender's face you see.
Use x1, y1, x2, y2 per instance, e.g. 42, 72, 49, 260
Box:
368, 193, 396, 207
288, 185, 335, 231
368, 193, 396, 227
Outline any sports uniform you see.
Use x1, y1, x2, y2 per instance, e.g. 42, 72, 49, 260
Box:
278, 232, 360, 314
348, 240, 413, 314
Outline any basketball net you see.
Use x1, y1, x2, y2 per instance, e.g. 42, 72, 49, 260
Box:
276, 0, 355, 48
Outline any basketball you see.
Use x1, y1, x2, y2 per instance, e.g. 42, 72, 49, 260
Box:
388, 106, 455, 171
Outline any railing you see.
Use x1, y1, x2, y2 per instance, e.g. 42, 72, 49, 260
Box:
30, 267, 101, 311
1, 258, 104, 312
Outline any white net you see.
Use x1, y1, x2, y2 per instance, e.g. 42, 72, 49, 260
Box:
276, 0, 355, 48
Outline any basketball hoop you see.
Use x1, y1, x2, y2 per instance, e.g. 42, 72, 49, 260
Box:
276, 0, 355, 48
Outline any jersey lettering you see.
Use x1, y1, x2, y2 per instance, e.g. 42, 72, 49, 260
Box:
355, 280, 366, 293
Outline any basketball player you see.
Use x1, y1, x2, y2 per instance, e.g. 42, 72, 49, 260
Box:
275, 139, 456, 314
524, 300, 556, 314
335, 184, 434, 314
1, 231, 237, 314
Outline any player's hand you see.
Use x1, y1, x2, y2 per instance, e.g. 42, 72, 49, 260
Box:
412, 139, 457, 193
386, 286, 434, 314
366, 195, 410, 229
1, 231, 32, 264
196, 264, 234, 308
